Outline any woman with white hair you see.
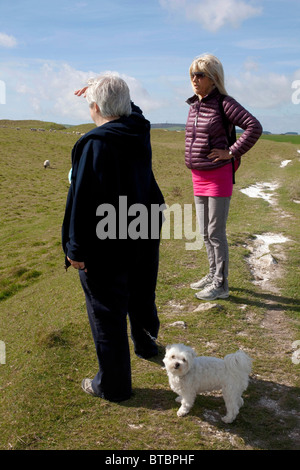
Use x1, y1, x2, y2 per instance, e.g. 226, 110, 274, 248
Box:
185, 54, 262, 301
62, 74, 164, 402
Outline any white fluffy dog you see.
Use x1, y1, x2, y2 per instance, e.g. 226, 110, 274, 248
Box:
163, 344, 252, 423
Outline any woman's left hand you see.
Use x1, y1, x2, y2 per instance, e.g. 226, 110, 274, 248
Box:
67, 257, 87, 272
207, 149, 231, 162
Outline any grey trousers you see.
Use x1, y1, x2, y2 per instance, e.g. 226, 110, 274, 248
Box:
195, 195, 231, 289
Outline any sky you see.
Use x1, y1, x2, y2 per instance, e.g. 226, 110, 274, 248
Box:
0, 0, 300, 133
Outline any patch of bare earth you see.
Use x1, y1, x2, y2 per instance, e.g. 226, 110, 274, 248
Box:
242, 182, 300, 449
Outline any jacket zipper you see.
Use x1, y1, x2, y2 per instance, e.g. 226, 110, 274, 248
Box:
189, 102, 200, 167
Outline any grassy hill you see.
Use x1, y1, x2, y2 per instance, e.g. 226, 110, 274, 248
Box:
0, 125, 299, 450
0, 119, 66, 130
260, 134, 300, 145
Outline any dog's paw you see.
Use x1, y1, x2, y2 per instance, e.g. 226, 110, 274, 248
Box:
177, 407, 189, 417
221, 415, 235, 424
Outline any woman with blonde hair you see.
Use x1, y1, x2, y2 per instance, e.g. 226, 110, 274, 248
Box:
185, 54, 262, 300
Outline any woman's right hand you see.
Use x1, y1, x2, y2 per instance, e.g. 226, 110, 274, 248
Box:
74, 86, 88, 97
207, 148, 232, 163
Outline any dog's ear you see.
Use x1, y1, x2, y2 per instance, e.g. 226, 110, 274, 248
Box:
165, 345, 171, 352
185, 347, 197, 361
191, 348, 197, 358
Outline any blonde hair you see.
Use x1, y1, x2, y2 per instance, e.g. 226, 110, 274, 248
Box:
189, 54, 228, 96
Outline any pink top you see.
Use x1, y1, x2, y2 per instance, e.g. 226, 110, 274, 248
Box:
192, 163, 233, 197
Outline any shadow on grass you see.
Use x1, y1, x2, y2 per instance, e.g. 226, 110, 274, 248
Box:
229, 286, 300, 314
121, 377, 300, 450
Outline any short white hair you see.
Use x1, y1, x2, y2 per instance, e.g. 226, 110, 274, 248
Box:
85, 74, 131, 118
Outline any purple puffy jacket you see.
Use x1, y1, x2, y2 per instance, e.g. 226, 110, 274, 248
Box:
185, 88, 262, 170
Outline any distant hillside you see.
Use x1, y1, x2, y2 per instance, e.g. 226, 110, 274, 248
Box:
0, 119, 66, 130
150, 125, 300, 137
64, 123, 95, 133
1, 120, 298, 141
151, 124, 247, 133
151, 123, 185, 131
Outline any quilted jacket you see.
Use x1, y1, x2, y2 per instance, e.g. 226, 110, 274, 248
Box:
185, 88, 262, 170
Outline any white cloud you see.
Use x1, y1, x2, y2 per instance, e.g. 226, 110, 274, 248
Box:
243, 58, 260, 72
5, 59, 299, 132
227, 69, 299, 109
0, 32, 17, 48
118, 74, 162, 113
236, 37, 300, 51
160, 0, 262, 32
14, 62, 161, 123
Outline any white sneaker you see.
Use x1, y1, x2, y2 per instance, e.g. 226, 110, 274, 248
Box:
190, 274, 214, 290
81, 378, 97, 396
195, 283, 229, 301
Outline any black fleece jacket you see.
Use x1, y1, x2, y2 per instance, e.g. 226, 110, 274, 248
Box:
62, 104, 164, 271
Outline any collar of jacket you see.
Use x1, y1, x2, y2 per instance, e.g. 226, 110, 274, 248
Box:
186, 87, 220, 106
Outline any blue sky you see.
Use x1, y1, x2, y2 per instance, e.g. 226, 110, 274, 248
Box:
0, 0, 300, 132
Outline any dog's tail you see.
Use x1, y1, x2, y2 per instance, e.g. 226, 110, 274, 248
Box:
224, 350, 252, 389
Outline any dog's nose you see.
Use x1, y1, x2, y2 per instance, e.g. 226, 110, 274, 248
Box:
174, 362, 180, 369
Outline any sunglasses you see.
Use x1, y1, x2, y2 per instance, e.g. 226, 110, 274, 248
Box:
191, 72, 206, 79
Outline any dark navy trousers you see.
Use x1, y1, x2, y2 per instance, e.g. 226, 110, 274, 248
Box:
79, 238, 160, 402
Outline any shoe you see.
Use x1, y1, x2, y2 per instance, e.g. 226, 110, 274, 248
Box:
190, 273, 214, 290
195, 283, 229, 301
81, 378, 97, 396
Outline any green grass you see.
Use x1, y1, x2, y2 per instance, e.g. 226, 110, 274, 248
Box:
260, 134, 300, 145
0, 126, 299, 450
0, 119, 66, 130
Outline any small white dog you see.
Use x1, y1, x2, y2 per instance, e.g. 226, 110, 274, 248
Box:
163, 344, 252, 423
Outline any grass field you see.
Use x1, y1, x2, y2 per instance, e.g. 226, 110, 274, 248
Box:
0, 122, 299, 451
